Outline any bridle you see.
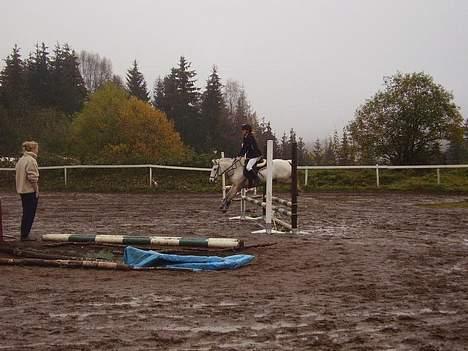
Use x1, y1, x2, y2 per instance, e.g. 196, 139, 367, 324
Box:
213, 158, 242, 180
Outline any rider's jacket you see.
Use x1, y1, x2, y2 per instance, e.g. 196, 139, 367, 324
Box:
238, 133, 262, 159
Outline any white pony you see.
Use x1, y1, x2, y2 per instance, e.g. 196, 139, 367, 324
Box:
209, 157, 292, 212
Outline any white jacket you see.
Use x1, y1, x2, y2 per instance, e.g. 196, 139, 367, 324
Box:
15, 152, 39, 194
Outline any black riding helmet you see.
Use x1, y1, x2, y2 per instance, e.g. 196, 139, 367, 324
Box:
241, 123, 252, 132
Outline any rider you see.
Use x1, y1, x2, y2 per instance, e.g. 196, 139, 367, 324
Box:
238, 123, 262, 188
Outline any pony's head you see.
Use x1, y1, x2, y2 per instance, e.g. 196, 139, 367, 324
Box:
209, 159, 220, 183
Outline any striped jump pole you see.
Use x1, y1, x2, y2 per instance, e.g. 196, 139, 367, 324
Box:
41, 234, 244, 249
0, 257, 130, 270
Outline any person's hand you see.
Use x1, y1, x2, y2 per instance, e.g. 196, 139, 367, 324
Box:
35, 192, 39, 199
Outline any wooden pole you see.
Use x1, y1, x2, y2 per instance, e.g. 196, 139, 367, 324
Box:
265, 140, 273, 234
41, 234, 244, 249
291, 142, 298, 233
376, 164, 380, 188
0, 257, 130, 270
221, 152, 226, 200
149, 167, 153, 188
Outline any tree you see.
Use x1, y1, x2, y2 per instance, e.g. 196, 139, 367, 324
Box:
50, 44, 87, 114
200, 66, 226, 151
279, 132, 289, 159
322, 136, 336, 165
0, 45, 28, 110
224, 79, 241, 116
155, 56, 201, 149
26, 43, 53, 108
78, 50, 113, 93
71, 83, 187, 163
349, 72, 464, 165
311, 138, 323, 165
126, 60, 149, 102
338, 128, 352, 165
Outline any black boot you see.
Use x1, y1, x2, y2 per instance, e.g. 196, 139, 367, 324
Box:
246, 171, 257, 188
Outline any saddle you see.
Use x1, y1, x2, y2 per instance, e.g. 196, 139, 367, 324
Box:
255, 158, 267, 171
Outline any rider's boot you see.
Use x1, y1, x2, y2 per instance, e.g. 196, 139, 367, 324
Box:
246, 171, 257, 188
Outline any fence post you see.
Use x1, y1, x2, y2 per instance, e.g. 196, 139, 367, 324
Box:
64, 167, 68, 187
149, 167, 152, 188
437, 168, 440, 185
376, 164, 380, 188
304, 169, 308, 186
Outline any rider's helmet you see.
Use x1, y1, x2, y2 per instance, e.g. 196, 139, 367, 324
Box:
241, 123, 252, 132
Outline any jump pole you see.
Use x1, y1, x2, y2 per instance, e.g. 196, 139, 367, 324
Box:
252, 140, 280, 234
291, 141, 298, 234
41, 234, 244, 249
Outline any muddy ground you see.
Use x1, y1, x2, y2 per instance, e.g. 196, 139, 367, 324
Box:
0, 191, 467, 350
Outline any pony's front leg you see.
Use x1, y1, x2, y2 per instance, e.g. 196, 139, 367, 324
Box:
219, 184, 240, 213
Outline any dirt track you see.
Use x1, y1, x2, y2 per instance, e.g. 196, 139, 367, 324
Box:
0, 191, 467, 350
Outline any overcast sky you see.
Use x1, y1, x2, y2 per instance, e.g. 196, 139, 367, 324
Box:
1, 0, 467, 142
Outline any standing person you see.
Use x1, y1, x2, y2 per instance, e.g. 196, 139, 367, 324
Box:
15, 141, 40, 241
238, 124, 262, 188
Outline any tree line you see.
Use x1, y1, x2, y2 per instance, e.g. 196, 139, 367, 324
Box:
0, 43, 305, 164
1, 43, 467, 166
307, 73, 467, 166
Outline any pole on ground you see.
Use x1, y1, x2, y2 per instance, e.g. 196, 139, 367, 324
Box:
291, 142, 298, 234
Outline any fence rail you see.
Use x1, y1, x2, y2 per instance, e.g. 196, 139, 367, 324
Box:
299, 164, 468, 187
1, 163, 467, 188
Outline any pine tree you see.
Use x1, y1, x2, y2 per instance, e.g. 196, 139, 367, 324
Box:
26, 43, 53, 107
0, 45, 28, 109
323, 136, 336, 165
152, 77, 165, 110
50, 44, 87, 114
338, 128, 351, 165
297, 136, 306, 165
280, 132, 289, 159
157, 56, 201, 149
200, 66, 225, 151
0, 45, 30, 154
234, 89, 251, 127
311, 138, 323, 165
126, 60, 149, 102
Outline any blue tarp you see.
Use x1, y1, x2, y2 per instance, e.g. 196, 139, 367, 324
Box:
123, 246, 255, 271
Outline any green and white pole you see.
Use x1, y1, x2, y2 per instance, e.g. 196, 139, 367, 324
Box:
41, 234, 244, 249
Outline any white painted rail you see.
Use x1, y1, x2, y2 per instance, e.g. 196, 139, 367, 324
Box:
299, 164, 468, 187
0, 164, 211, 188
1, 163, 467, 188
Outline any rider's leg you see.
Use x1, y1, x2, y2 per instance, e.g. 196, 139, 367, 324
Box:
246, 158, 260, 186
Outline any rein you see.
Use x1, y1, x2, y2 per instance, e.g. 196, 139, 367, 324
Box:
218, 158, 242, 178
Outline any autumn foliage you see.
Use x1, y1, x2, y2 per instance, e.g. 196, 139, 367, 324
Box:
71, 83, 188, 163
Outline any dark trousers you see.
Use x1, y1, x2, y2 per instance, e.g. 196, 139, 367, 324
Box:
20, 193, 38, 238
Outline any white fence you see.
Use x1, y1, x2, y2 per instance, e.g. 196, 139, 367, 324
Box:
0, 164, 211, 188
1, 163, 467, 188
299, 164, 468, 187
